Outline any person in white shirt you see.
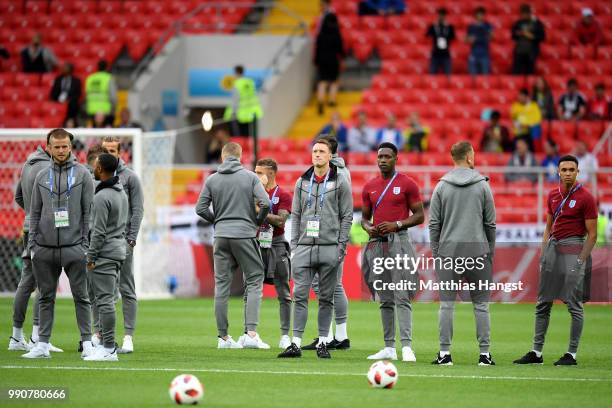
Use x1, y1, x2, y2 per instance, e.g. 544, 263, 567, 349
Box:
347, 111, 375, 152
574, 140, 599, 184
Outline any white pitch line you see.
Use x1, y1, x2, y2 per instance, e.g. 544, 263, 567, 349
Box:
1, 365, 611, 383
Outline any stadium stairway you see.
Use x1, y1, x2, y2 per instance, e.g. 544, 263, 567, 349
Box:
286, 91, 363, 139
257, 0, 319, 35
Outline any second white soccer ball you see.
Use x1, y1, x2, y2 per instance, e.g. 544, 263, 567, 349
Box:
169, 374, 204, 405
367, 360, 398, 389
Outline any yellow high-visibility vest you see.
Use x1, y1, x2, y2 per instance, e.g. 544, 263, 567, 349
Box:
224, 77, 263, 124
85, 71, 112, 115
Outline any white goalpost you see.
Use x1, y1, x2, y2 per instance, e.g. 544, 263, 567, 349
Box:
0, 128, 177, 299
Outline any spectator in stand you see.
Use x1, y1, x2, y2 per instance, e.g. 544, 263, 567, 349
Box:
511, 4, 545, 75
88, 112, 112, 129
50, 63, 81, 125
347, 111, 375, 153
85, 60, 117, 127
117, 107, 143, 130
572, 8, 603, 46
404, 112, 430, 152
480, 110, 512, 153
511, 88, 542, 152
588, 83, 610, 120
314, 0, 344, 116
573, 140, 599, 184
0, 46, 9, 61
318, 111, 348, 152
557, 78, 587, 121
375, 111, 403, 149
20, 33, 57, 73
531, 76, 555, 120
358, 0, 405, 16
505, 138, 538, 183
426, 8, 456, 75
541, 139, 560, 182
466, 6, 493, 75
206, 128, 231, 164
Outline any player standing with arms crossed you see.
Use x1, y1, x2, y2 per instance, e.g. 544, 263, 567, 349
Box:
361, 143, 424, 362
514, 155, 598, 366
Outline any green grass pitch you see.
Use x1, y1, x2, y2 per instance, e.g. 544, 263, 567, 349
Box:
1, 298, 611, 407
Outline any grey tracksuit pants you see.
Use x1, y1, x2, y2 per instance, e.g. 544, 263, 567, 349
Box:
12, 232, 40, 329
118, 246, 137, 336
214, 237, 264, 337
311, 260, 348, 326
31, 244, 92, 343
292, 245, 339, 338
89, 259, 122, 348
436, 259, 491, 353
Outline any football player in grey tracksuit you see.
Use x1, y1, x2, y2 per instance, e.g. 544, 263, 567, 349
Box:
278, 139, 353, 359
101, 137, 144, 353
22, 129, 95, 359
84, 153, 128, 361
196, 142, 271, 349
9, 145, 55, 352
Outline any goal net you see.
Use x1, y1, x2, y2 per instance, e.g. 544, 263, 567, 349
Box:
0, 128, 176, 299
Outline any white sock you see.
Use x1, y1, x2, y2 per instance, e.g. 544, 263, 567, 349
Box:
335, 323, 347, 341
123, 335, 132, 341
12, 327, 23, 340
480, 352, 490, 357
31, 325, 39, 342
318, 336, 327, 346
325, 321, 334, 342
38, 342, 50, 352
439, 350, 450, 357
292, 337, 301, 348
569, 352, 576, 359
532, 350, 542, 358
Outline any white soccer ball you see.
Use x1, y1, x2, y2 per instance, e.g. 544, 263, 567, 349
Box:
169, 374, 204, 405
367, 360, 398, 389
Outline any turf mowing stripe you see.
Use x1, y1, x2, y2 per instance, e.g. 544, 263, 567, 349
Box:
1, 365, 611, 383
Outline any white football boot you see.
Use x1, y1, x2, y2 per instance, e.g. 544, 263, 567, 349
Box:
80, 341, 95, 358
84, 346, 118, 362
21, 343, 50, 359
278, 335, 291, 349
217, 336, 243, 349
117, 335, 133, 354
242, 333, 270, 349
367, 347, 398, 360
402, 346, 417, 362
8, 336, 31, 351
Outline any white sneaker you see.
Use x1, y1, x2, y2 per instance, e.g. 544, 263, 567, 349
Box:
84, 347, 118, 362
367, 347, 397, 360
217, 336, 243, 349
237, 334, 246, 347
402, 346, 417, 362
279, 335, 291, 349
242, 333, 270, 349
81, 341, 95, 358
92, 334, 101, 347
117, 335, 133, 354
8, 336, 31, 351
21, 343, 50, 359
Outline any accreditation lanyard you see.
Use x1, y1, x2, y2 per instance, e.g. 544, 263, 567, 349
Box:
49, 166, 74, 199
373, 172, 398, 216
306, 170, 330, 211
552, 183, 582, 222
269, 186, 280, 215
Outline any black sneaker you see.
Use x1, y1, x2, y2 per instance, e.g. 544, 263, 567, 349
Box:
327, 338, 350, 350
554, 353, 577, 366
316, 342, 331, 359
301, 338, 319, 350
478, 353, 496, 366
431, 353, 453, 365
77, 341, 83, 353
513, 351, 543, 365
277, 343, 302, 358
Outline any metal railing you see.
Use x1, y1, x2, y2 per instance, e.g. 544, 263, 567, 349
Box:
130, 1, 308, 84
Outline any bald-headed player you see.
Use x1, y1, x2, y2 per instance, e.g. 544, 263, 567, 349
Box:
514, 155, 598, 366
101, 136, 143, 354
361, 142, 424, 362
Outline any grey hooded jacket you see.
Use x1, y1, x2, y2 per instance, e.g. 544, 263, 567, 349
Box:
429, 167, 496, 258
331, 154, 352, 184
28, 154, 94, 248
116, 159, 144, 242
291, 163, 353, 249
196, 157, 270, 238
88, 176, 128, 263
15, 146, 51, 232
